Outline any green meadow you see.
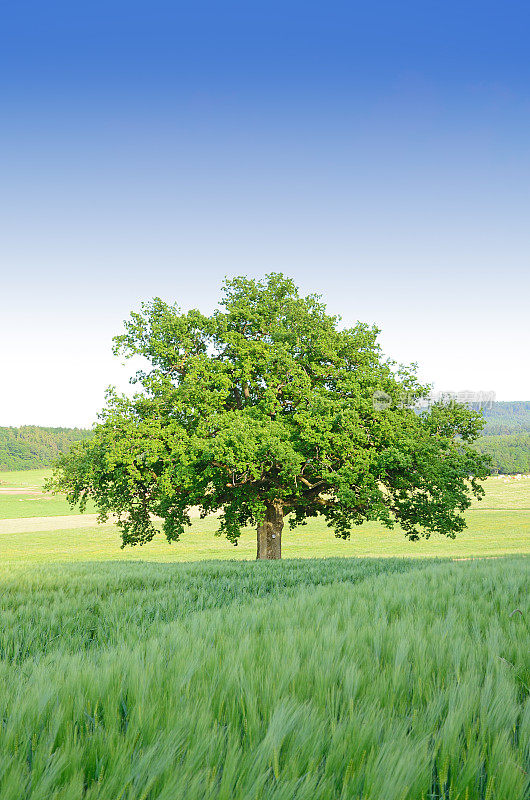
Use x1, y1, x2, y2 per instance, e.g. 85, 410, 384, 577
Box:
0, 468, 96, 518
0, 470, 529, 797
1, 509, 529, 564
0, 468, 51, 488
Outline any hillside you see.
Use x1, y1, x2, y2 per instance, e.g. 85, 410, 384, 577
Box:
472, 402, 530, 474
474, 432, 530, 475
0, 426, 93, 471
480, 400, 530, 434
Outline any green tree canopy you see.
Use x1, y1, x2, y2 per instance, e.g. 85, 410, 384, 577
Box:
49, 274, 490, 558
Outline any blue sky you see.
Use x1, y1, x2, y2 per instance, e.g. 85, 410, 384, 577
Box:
1, 1, 529, 426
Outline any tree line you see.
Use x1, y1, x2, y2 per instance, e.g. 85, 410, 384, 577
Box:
0, 426, 93, 471
474, 433, 530, 475
480, 401, 530, 435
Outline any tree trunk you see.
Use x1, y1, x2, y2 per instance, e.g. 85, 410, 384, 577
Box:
256, 501, 284, 559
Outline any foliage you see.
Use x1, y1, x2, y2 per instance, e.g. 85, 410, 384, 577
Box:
49, 274, 490, 553
474, 433, 530, 475
0, 557, 528, 798
0, 426, 92, 471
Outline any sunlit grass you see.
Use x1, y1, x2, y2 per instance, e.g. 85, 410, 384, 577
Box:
469, 474, 530, 509
0, 493, 97, 519
0, 468, 51, 488
1, 509, 528, 565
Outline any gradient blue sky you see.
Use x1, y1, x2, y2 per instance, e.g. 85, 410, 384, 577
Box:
1, 1, 529, 426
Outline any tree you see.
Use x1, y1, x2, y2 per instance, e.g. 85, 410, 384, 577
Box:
49, 274, 491, 559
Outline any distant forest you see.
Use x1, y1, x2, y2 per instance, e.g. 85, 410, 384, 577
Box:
0, 401, 528, 474
0, 426, 93, 471
472, 402, 530, 473
480, 400, 530, 435
474, 433, 530, 475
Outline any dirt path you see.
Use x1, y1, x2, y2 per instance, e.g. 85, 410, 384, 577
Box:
0, 514, 114, 534
0, 488, 43, 495
0, 508, 204, 535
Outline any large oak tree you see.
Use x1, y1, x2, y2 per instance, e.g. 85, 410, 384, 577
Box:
50, 274, 490, 558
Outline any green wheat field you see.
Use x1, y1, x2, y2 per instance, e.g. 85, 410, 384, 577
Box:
0, 470, 529, 798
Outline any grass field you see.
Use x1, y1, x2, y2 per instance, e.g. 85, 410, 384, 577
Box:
0, 557, 528, 798
0, 468, 52, 488
0, 468, 96, 518
0, 494, 98, 519
1, 469, 529, 797
1, 509, 529, 564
